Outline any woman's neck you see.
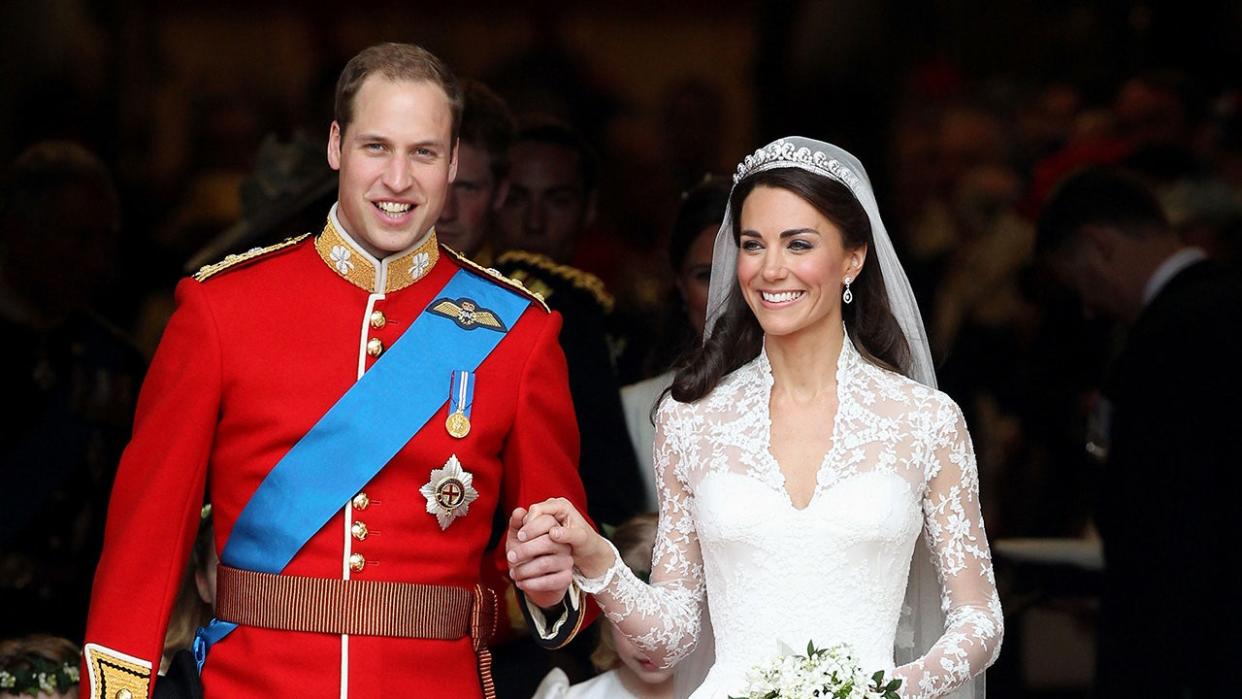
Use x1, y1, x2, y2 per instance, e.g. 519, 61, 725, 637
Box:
764, 316, 845, 403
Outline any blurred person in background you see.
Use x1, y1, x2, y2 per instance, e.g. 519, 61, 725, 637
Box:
436, 80, 514, 265
0, 141, 145, 642
1037, 167, 1242, 698
0, 635, 80, 699
620, 175, 729, 509
495, 121, 597, 266
495, 121, 644, 529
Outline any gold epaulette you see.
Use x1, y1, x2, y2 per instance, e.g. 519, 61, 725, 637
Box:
495, 250, 615, 314
440, 244, 550, 313
192, 233, 312, 282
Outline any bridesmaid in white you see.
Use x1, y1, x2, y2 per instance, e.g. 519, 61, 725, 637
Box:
509, 138, 1002, 698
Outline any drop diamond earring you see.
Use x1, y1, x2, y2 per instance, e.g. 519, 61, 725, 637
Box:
843, 277, 853, 304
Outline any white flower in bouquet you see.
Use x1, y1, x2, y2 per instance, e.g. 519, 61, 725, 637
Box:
730, 640, 902, 699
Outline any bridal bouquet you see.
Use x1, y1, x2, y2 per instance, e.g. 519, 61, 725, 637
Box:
730, 641, 902, 699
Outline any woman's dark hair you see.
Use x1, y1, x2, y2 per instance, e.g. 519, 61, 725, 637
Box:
641, 175, 732, 378
669, 175, 732, 274
668, 167, 911, 404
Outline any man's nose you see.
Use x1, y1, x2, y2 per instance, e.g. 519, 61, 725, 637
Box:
383, 157, 412, 192
524, 200, 545, 232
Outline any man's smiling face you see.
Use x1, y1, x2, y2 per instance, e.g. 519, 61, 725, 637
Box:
328, 76, 458, 259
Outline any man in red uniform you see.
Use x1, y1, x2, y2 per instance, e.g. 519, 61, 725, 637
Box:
82, 43, 590, 699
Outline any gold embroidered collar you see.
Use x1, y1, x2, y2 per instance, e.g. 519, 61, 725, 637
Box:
314, 210, 439, 293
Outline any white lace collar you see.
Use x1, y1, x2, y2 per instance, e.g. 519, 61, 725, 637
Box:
750, 327, 861, 399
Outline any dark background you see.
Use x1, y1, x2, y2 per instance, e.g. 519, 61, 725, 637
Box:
2, 1, 1240, 695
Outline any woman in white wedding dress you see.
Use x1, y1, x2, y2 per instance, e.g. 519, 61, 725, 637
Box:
511, 138, 1003, 699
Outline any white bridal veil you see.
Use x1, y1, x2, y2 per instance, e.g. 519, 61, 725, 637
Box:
679, 137, 981, 699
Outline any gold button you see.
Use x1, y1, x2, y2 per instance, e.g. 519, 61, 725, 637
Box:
369, 310, 386, 329
351, 521, 369, 541
366, 338, 384, 357
351, 492, 370, 510
349, 552, 366, 572
117, 691, 133, 699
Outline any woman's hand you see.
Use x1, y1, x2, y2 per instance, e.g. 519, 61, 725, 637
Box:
507, 498, 614, 581
503, 505, 574, 609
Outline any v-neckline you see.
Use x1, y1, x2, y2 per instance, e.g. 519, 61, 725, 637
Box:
757, 337, 852, 512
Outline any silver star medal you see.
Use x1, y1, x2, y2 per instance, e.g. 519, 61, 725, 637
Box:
420, 454, 480, 530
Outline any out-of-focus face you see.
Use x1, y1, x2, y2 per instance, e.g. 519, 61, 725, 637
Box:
7, 180, 120, 315
1047, 232, 1125, 321
327, 77, 458, 259
436, 142, 505, 257
736, 185, 863, 339
676, 224, 718, 339
609, 622, 674, 685
495, 141, 594, 263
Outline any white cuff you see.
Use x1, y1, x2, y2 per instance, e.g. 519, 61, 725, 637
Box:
525, 581, 582, 640
572, 538, 622, 594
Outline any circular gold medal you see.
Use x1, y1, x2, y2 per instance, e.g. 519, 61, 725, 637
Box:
445, 411, 471, 439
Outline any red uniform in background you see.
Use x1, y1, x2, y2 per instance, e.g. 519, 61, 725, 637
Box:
82, 211, 591, 698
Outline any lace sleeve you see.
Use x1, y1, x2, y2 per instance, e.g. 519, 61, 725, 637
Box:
895, 398, 1004, 698
573, 399, 706, 669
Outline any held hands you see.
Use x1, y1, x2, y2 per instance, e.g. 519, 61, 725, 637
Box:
506, 498, 613, 606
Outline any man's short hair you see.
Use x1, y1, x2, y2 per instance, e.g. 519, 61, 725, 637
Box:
513, 121, 599, 193
334, 42, 463, 141
1036, 167, 1170, 255
459, 80, 515, 181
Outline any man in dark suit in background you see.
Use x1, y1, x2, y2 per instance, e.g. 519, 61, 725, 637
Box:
435, 80, 513, 265
493, 122, 644, 530
1037, 167, 1242, 698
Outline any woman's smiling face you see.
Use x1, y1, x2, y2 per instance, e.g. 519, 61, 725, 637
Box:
736, 185, 864, 338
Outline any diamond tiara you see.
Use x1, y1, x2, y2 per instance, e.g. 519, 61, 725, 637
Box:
733, 139, 863, 195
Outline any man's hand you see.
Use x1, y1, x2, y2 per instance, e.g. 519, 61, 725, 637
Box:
505, 506, 574, 609
509, 497, 613, 580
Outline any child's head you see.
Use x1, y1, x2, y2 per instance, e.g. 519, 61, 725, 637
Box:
590, 513, 673, 685
0, 635, 80, 699
162, 504, 217, 671
192, 504, 220, 605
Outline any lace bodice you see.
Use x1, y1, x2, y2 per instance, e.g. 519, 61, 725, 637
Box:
577, 338, 1002, 698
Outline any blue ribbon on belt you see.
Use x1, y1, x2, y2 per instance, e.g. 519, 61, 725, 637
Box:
194, 268, 529, 670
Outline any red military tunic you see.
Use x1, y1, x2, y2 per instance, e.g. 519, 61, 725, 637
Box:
82, 210, 590, 699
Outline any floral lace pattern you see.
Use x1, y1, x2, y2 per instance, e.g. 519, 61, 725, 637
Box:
577, 338, 1002, 698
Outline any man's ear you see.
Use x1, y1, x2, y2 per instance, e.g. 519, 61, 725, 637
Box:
327, 121, 343, 171
448, 138, 459, 183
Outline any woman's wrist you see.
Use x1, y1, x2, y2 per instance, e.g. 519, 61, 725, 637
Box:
574, 531, 615, 579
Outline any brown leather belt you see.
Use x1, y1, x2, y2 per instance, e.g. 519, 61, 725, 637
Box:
215, 565, 498, 697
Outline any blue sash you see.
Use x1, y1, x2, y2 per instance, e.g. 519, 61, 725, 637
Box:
194, 268, 529, 667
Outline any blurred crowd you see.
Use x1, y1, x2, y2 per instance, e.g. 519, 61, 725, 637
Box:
2, 13, 1241, 696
